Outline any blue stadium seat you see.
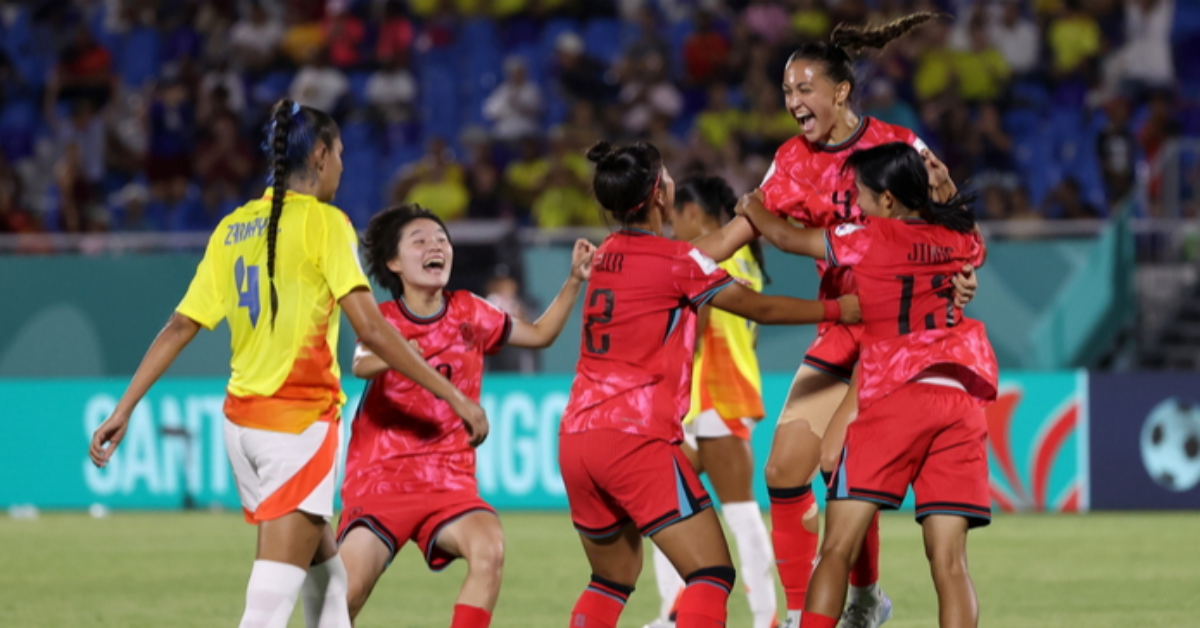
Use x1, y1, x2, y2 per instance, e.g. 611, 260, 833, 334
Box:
348, 71, 372, 107
117, 27, 161, 88
0, 100, 38, 160
583, 18, 625, 65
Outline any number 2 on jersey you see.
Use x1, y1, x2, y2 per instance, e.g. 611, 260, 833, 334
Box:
895, 274, 955, 335
584, 289, 615, 354
235, 256, 262, 327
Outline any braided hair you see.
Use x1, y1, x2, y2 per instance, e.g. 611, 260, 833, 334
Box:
261, 99, 339, 328
675, 176, 770, 284
788, 13, 946, 104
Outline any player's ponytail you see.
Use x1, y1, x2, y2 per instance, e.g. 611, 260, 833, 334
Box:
588, 140, 664, 225
261, 99, 340, 329
844, 142, 976, 234
362, 203, 451, 299
676, 176, 770, 284
788, 13, 946, 103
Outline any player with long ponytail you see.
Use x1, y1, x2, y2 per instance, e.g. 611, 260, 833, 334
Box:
689, 14, 981, 628
89, 99, 487, 628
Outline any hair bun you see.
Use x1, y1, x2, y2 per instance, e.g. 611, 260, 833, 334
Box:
586, 141, 616, 165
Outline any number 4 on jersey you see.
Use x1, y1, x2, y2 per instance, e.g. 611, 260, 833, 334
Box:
832, 190, 854, 221
235, 256, 261, 327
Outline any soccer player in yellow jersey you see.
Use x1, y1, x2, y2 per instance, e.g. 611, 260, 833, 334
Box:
647, 176, 780, 628
88, 99, 487, 628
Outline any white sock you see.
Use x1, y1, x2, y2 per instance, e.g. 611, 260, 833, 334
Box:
652, 544, 685, 621
849, 582, 880, 604
723, 501, 778, 628
239, 560, 307, 628
302, 555, 352, 628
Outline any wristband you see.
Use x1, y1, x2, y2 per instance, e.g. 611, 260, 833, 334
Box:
822, 299, 841, 322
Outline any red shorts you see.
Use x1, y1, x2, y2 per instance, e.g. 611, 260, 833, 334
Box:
803, 323, 864, 382
559, 430, 712, 538
337, 489, 496, 570
828, 383, 991, 528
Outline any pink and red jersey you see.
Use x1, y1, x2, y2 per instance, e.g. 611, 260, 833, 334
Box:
560, 229, 735, 444
824, 218, 998, 409
760, 117, 925, 301
342, 291, 512, 496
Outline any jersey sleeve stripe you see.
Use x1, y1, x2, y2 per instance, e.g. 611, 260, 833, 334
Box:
824, 231, 838, 267
499, 314, 514, 347
690, 275, 736, 307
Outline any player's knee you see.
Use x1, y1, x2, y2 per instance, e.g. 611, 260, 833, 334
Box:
346, 581, 370, 619
818, 534, 857, 568
466, 529, 506, 583
926, 543, 968, 581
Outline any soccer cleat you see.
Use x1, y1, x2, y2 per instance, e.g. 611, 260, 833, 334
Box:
641, 620, 675, 628
839, 589, 893, 628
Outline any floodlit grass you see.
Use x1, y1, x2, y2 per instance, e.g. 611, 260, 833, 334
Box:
1, 511, 1197, 627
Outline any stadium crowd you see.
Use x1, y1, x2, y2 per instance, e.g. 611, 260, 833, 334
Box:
0, 0, 1197, 237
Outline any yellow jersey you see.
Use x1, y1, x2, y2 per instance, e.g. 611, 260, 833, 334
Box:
686, 245, 765, 423
177, 192, 370, 434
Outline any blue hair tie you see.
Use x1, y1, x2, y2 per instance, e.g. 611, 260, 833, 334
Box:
291, 102, 302, 116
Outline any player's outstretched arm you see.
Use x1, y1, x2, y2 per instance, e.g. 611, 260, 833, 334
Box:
352, 337, 424, 379
709, 283, 860, 326
342, 288, 490, 446
508, 239, 595, 349
734, 190, 825, 259
690, 214, 758, 262
90, 312, 202, 467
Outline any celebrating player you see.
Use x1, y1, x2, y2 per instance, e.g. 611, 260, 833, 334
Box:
646, 176, 778, 628
87, 101, 487, 628
559, 141, 860, 628
337, 204, 594, 628
737, 142, 996, 628
690, 15, 978, 627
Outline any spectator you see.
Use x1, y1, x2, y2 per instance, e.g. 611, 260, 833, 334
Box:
194, 114, 254, 218
554, 32, 613, 104
483, 57, 544, 143
104, 92, 148, 183
375, 0, 416, 64
199, 59, 246, 119
1048, 0, 1101, 78
109, 183, 159, 232
695, 84, 743, 150
954, 15, 1010, 103
1096, 97, 1137, 202
393, 138, 470, 222
54, 142, 101, 232
531, 129, 598, 229
461, 128, 504, 218
744, 0, 791, 46
618, 54, 683, 136
53, 100, 106, 195
230, 4, 283, 73
323, 1, 366, 70
914, 18, 955, 102
366, 53, 418, 125
146, 78, 196, 204
1138, 90, 1181, 213
682, 10, 731, 86
561, 101, 600, 151
279, 9, 326, 67
1043, 177, 1102, 219
289, 50, 349, 117
47, 25, 115, 110
504, 136, 548, 214
974, 104, 1018, 189
791, 0, 832, 41
160, 4, 203, 67
0, 176, 37, 234
979, 185, 1010, 221
863, 79, 921, 137
741, 82, 794, 157
1116, 0, 1175, 92
484, 273, 538, 373
987, 0, 1040, 77
645, 113, 687, 174
621, 7, 671, 73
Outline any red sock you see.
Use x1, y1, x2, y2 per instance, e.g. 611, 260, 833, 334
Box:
849, 511, 880, 587
450, 604, 491, 628
569, 575, 633, 628
798, 610, 838, 628
675, 567, 734, 628
769, 485, 818, 610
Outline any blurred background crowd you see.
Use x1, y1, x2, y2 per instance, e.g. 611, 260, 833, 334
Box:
0, 0, 1197, 238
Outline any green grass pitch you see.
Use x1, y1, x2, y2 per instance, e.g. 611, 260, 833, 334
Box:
1, 511, 1197, 627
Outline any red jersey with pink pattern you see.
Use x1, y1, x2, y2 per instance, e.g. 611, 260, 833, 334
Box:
342, 291, 512, 496
760, 117, 926, 301
560, 229, 735, 444
824, 218, 998, 410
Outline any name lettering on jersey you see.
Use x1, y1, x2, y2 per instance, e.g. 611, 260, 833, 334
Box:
594, 252, 625, 274
908, 243, 956, 264
688, 248, 719, 275
224, 217, 270, 245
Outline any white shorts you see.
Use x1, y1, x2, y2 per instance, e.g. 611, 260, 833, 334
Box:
683, 409, 757, 449
224, 418, 340, 524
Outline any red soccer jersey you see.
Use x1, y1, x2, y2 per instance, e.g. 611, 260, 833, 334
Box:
342, 291, 512, 497
824, 218, 998, 409
760, 117, 926, 300
560, 229, 735, 444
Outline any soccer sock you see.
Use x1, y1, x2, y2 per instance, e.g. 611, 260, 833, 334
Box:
450, 604, 492, 628
769, 484, 818, 612
849, 512, 880, 590
652, 544, 686, 622
723, 501, 778, 628
239, 560, 307, 628
569, 574, 634, 628
797, 610, 838, 628
676, 566, 735, 628
301, 555, 351, 628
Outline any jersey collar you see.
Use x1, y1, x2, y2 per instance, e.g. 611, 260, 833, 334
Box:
397, 293, 449, 324
261, 190, 317, 202
813, 117, 871, 153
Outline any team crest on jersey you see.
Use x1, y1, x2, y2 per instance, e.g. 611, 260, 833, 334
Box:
834, 223, 864, 237
459, 323, 476, 348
